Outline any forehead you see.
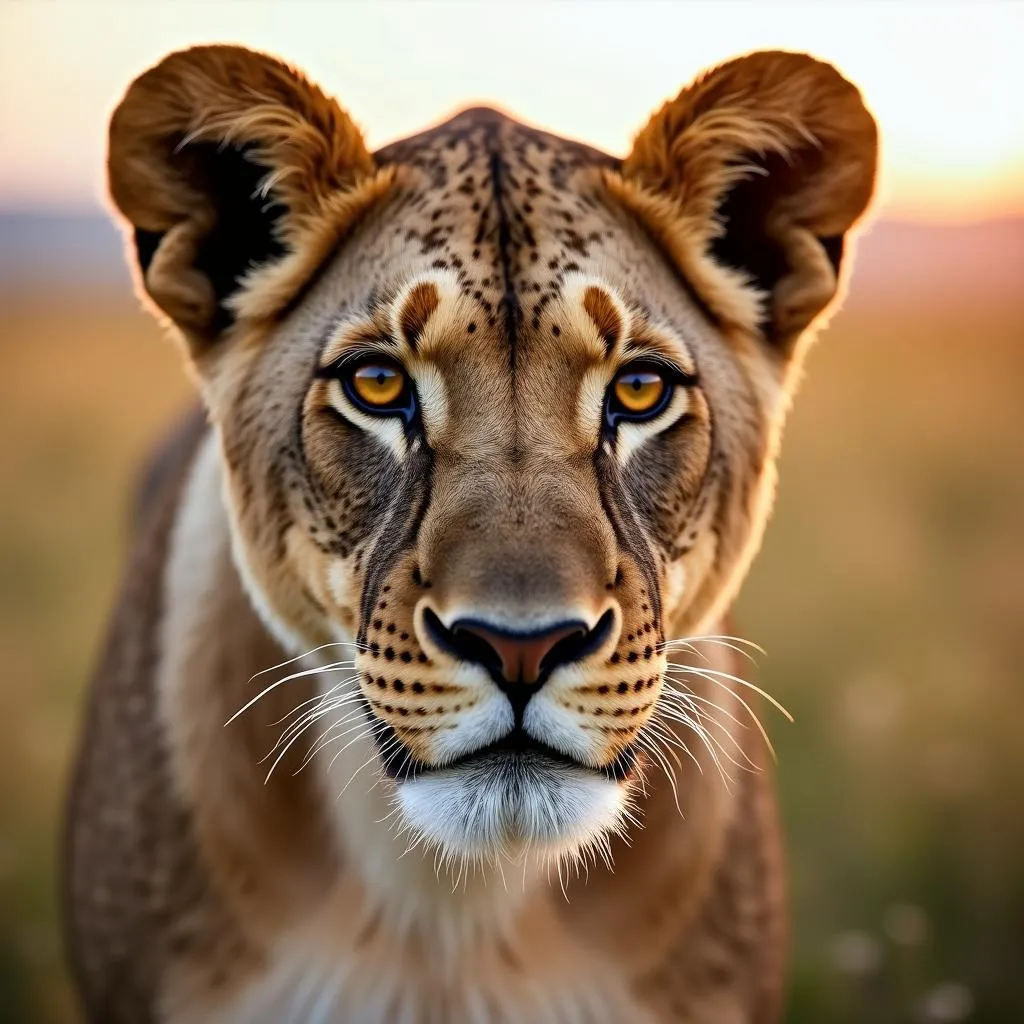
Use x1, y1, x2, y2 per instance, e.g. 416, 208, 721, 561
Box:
294, 109, 718, 441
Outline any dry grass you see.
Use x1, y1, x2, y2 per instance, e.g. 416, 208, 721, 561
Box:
739, 302, 1024, 1021
0, 284, 1021, 1021
0, 295, 190, 1023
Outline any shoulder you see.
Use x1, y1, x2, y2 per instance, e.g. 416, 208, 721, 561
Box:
131, 405, 210, 532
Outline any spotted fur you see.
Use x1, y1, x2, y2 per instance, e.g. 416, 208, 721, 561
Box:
65, 44, 876, 1023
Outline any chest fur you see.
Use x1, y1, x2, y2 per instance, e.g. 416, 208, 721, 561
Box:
169, 889, 651, 1024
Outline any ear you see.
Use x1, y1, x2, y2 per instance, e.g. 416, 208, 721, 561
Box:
108, 45, 395, 350
609, 50, 878, 352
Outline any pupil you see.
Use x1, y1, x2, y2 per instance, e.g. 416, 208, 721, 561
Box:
375, 372, 387, 386
630, 377, 642, 391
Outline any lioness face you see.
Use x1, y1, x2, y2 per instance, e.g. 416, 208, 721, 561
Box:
109, 47, 875, 861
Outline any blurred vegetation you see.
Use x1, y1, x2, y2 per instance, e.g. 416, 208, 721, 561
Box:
0, 273, 1022, 1021
739, 301, 1024, 1023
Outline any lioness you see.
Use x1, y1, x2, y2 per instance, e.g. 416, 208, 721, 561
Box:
64, 44, 876, 1023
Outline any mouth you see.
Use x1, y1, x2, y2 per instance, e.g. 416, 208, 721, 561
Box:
389, 727, 637, 860
373, 720, 638, 783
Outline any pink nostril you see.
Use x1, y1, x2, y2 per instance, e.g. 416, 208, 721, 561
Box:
451, 621, 588, 685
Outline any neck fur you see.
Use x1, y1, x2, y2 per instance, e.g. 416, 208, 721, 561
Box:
310, 659, 544, 955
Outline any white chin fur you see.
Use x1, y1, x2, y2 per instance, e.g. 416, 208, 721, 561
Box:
395, 756, 629, 862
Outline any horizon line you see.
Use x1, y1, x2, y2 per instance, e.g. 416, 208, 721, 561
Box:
1, 200, 1022, 232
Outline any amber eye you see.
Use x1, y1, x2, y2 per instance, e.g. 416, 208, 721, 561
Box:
345, 360, 409, 412
608, 364, 669, 423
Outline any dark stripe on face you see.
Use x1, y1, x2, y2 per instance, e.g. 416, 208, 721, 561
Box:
622, 403, 710, 550
485, 125, 522, 395
594, 445, 663, 626
357, 439, 435, 640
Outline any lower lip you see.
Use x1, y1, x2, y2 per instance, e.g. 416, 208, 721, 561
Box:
378, 727, 637, 782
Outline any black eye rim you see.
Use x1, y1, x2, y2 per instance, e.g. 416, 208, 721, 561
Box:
326, 353, 418, 425
604, 360, 679, 428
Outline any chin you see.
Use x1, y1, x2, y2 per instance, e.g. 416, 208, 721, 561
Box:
393, 746, 635, 864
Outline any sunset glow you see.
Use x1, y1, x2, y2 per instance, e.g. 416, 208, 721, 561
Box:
1, 0, 1021, 222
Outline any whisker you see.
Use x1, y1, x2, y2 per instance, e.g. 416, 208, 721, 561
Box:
656, 705, 759, 775
665, 662, 792, 722
648, 700, 736, 790
643, 718, 703, 775
261, 703, 357, 765
336, 734, 400, 799
556, 856, 569, 903
665, 666, 782, 761
662, 684, 752, 734
264, 708, 343, 783
262, 683, 363, 758
389, 742, 417, 783
245, 642, 368, 685
670, 705, 759, 772
328, 726, 393, 777
659, 634, 766, 656
225, 661, 360, 726
262, 682, 365, 782
636, 732, 684, 816
642, 718, 688, 772
661, 689, 763, 772
647, 692, 737, 778
267, 684, 364, 739
267, 680, 351, 729
293, 708, 372, 773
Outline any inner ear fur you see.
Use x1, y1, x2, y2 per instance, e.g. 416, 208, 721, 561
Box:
609, 50, 878, 351
108, 45, 394, 347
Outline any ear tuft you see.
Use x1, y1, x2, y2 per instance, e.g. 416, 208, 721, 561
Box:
614, 50, 878, 350
108, 45, 392, 346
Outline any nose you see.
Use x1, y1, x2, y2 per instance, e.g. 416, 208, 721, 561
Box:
422, 609, 614, 714
453, 620, 588, 686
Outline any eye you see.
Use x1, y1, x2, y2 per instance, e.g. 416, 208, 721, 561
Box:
606, 363, 671, 424
342, 358, 414, 417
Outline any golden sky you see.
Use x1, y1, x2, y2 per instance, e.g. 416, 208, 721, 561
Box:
1, 0, 1021, 222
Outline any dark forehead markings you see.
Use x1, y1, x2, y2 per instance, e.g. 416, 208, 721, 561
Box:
374, 110, 626, 442
484, 121, 524, 460
486, 124, 521, 379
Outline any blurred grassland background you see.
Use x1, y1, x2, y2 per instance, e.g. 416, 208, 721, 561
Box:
1, 2, 1024, 1021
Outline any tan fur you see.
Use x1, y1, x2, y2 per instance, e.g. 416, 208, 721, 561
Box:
66, 44, 876, 1023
